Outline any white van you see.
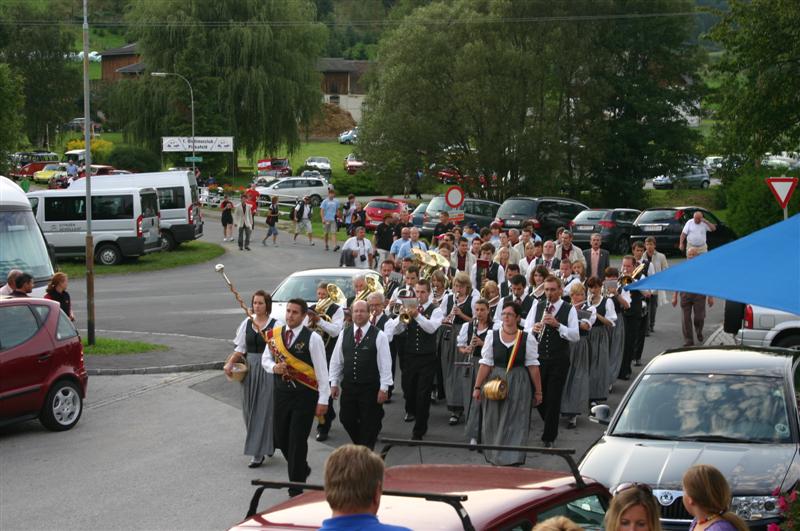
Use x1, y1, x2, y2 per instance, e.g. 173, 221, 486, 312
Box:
27, 187, 161, 266
69, 170, 203, 251
0, 176, 55, 296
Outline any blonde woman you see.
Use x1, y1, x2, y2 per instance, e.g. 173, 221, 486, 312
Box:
560, 283, 595, 430
682, 465, 749, 531
605, 483, 662, 531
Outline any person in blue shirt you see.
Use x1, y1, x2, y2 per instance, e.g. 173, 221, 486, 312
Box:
389, 226, 411, 260
320, 189, 341, 252
396, 227, 428, 259
319, 445, 411, 531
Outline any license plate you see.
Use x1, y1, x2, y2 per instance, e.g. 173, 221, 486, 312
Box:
643, 225, 663, 232
579, 225, 593, 231
505, 219, 520, 227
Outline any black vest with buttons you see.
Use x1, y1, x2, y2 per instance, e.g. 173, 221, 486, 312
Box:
445, 294, 473, 325
577, 302, 590, 337
533, 300, 571, 361
491, 330, 527, 369
466, 320, 490, 358
592, 297, 607, 328
245, 318, 276, 353
406, 303, 436, 356
275, 326, 314, 392
341, 325, 380, 386
501, 294, 534, 320
373, 313, 389, 331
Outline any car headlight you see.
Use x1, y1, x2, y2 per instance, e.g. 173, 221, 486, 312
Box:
730, 496, 780, 521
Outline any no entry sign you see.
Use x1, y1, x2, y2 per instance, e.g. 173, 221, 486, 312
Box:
445, 186, 465, 209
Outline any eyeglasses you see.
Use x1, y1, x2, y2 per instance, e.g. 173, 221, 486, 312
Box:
612, 482, 653, 496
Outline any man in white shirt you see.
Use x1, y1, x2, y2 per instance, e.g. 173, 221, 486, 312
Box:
329, 300, 393, 449
0, 269, 21, 296
342, 226, 375, 269
679, 210, 716, 255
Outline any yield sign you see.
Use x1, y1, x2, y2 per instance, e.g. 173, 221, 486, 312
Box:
766, 177, 798, 209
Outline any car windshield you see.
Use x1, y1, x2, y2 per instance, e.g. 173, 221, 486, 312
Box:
612, 373, 793, 443
574, 210, 609, 222
425, 196, 454, 215
636, 210, 677, 223
272, 275, 357, 302
367, 200, 399, 210
0, 209, 55, 284
309, 157, 329, 164
413, 202, 428, 214
43, 164, 60, 171
497, 199, 536, 217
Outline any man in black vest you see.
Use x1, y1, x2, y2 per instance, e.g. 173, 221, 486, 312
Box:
262, 298, 330, 497
494, 274, 534, 322
619, 255, 642, 380
527, 276, 579, 448
470, 243, 505, 291
386, 278, 444, 440
368, 291, 396, 401
307, 282, 345, 442
329, 301, 393, 449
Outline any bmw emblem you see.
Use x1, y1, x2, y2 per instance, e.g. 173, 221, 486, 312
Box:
659, 492, 675, 505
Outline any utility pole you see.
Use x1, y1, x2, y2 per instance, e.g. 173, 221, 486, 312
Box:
83, 0, 95, 345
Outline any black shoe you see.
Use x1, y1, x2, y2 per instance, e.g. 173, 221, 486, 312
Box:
316, 430, 329, 442
543, 441, 554, 448
333, 245, 340, 252
448, 414, 461, 426
633, 360, 642, 367
404, 413, 416, 422
618, 374, 631, 381
239, 247, 244, 250
411, 433, 423, 441
245, 247, 251, 251
248, 456, 265, 468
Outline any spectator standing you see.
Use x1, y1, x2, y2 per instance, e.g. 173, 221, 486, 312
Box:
605, 483, 663, 531
0, 269, 22, 296
582, 234, 610, 280
262, 196, 280, 247
219, 195, 235, 242
66, 160, 78, 179
233, 197, 255, 251
681, 465, 749, 531
463, 223, 480, 243
10, 272, 34, 297
342, 194, 357, 236
535, 240, 561, 271
389, 227, 411, 261
555, 230, 585, 266
342, 227, 375, 269
392, 211, 414, 240
320, 190, 341, 252
432, 212, 455, 242
293, 196, 315, 246
44, 272, 75, 321
396, 228, 428, 259
643, 236, 669, 332
352, 202, 367, 234
679, 211, 716, 255
373, 214, 395, 263
672, 247, 713, 346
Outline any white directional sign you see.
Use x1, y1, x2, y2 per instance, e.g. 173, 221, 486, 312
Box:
161, 136, 234, 153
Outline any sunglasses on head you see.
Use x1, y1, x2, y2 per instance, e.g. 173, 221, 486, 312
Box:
612, 482, 653, 496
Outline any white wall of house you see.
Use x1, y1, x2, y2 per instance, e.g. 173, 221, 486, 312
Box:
324, 94, 366, 123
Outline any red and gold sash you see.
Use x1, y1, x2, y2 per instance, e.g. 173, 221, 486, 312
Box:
268, 326, 318, 392
506, 329, 523, 372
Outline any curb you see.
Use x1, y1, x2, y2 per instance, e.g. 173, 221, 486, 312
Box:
87, 361, 224, 376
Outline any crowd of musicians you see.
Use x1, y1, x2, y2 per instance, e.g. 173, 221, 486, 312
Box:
224, 224, 670, 492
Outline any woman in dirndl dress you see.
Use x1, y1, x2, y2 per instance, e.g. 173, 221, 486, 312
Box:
472, 301, 542, 466
528, 265, 549, 303
458, 298, 493, 445
586, 277, 617, 406
603, 268, 630, 393
561, 283, 595, 430
437, 272, 475, 425
224, 290, 280, 468
431, 270, 451, 402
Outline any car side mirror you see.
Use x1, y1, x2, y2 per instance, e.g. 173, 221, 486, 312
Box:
590, 404, 611, 425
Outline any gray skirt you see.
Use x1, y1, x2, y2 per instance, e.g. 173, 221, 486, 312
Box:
561, 337, 590, 416
588, 326, 610, 401
480, 365, 532, 466
462, 356, 481, 440
607, 318, 625, 389
440, 323, 468, 410
242, 352, 275, 457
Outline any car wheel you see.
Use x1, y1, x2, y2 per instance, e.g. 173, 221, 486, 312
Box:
39, 379, 83, 431
774, 333, 800, 351
310, 195, 322, 207
95, 243, 122, 266
723, 301, 745, 334
616, 236, 630, 256
160, 231, 176, 252
700, 180, 710, 189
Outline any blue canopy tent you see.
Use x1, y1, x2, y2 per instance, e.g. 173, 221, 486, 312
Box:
626, 214, 800, 315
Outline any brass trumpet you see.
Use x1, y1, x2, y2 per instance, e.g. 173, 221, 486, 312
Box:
618, 258, 649, 288
310, 284, 347, 342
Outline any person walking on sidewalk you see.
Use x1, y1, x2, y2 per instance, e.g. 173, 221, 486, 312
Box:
233, 197, 255, 251
293, 196, 315, 246
320, 190, 341, 252
220, 195, 235, 242
262, 195, 280, 246
671, 247, 714, 346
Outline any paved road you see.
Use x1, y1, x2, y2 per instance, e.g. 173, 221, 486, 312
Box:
0, 220, 726, 531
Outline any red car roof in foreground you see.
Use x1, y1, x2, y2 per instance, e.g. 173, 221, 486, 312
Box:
230, 464, 607, 531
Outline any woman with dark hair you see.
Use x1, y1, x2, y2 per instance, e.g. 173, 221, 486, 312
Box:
586, 276, 615, 406
44, 272, 74, 321
224, 290, 282, 467
220, 194, 235, 242
471, 301, 542, 465
528, 265, 549, 301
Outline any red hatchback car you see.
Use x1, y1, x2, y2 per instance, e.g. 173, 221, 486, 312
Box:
0, 297, 88, 431
364, 198, 408, 230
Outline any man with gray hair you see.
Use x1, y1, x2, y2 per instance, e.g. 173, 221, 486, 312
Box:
0, 269, 22, 296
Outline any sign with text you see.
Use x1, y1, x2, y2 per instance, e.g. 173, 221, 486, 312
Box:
162, 136, 234, 153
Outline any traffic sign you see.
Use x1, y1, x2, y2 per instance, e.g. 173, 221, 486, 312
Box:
449, 209, 465, 222
766, 177, 798, 208
185, 156, 203, 163
445, 185, 465, 209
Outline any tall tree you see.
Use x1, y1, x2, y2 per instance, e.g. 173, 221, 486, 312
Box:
709, 0, 800, 161
0, 63, 25, 170
113, 0, 326, 169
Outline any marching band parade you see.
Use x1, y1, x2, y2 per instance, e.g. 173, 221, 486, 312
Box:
222, 216, 669, 489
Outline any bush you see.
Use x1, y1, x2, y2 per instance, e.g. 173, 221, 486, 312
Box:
66, 138, 114, 164
726, 168, 799, 237
107, 145, 161, 173
331, 172, 383, 196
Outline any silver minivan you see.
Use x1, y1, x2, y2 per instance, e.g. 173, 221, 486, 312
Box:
28, 187, 161, 265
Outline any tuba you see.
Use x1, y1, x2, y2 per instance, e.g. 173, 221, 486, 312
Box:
311, 284, 347, 344
354, 273, 384, 303
411, 247, 438, 279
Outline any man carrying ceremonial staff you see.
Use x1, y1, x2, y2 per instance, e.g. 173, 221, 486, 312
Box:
329, 301, 393, 449
262, 298, 330, 497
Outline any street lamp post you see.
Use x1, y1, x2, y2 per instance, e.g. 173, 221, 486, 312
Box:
151, 72, 195, 174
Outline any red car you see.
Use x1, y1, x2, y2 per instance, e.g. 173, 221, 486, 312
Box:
10, 159, 60, 180
344, 153, 365, 175
230, 440, 611, 531
364, 198, 408, 230
0, 297, 88, 431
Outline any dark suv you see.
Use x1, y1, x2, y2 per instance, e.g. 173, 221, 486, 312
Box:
570, 208, 641, 255
495, 197, 588, 241
629, 206, 736, 254
420, 195, 500, 237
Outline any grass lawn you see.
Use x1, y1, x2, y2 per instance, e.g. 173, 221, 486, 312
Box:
644, 188, 722, 211
236, 140, 354, 183
58, 241, 225, 278
83, 337, 169, 356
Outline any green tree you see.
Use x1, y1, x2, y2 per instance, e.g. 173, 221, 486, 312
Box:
0, 63, 25, 171
113, 0, 326, 173
708, 0, 800, 161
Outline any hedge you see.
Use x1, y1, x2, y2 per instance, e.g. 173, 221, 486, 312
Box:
726, 168, 799, 237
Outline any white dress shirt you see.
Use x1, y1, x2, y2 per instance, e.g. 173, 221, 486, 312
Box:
342, 237, 374, 269
523, 298, 580, 343
575, 303, 597, 328
479, 329, 540, 366
456, 321, 491, 347
329, 323, 393, 392
438, 292, 479, 316
261, 323, 331, 404
591, 297, 617, 325
303, 305, 345, 338
233, 316, 283, 354
388, 301, 444, 335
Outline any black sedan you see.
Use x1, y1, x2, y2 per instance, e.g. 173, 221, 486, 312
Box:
580, 347, 799, 530
629, 206, 736, 255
